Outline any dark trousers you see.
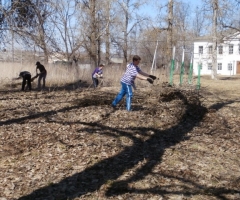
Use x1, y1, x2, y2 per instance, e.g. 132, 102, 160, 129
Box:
22, 74, 32, 91
38, 72, 47, 89
92, 77, 99, 88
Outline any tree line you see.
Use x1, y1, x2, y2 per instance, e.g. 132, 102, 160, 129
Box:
0, 0, 239, 70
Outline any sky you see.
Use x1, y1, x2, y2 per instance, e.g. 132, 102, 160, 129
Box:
139, 0, 203, 19
181, 0, 202, 8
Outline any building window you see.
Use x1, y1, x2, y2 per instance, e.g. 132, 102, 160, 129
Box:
228, 63, 232, 70
229, 45, 233, 54
218, 45, 223, 54
208, 63, 212, 70
218, 63, 222, 70
199, 46, 203, 54
208, 45, 212, 54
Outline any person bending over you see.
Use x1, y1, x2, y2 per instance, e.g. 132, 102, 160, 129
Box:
92, 64, 104, 88
18, 71, 32, 91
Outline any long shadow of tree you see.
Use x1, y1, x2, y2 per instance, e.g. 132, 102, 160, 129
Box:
13, 90, 239, 200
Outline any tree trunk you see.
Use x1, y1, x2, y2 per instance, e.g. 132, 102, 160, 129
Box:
167, 0, 173, 66
122, 0, 129, 66
105, 0, 110, 65
212, 0, 218, 79
90, 0, 97, 67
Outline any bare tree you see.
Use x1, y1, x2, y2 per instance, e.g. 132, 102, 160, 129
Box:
48, 0, 82, 63
89, 0, 97, 66
7, 0, 55, 63
173, 1, 193, 64
104, 0, 111, 65
77, 0, 111, 67
110, 0, 148, 65
201, 0, 238, 79
212, 0, 218, 79
192, 6, 207, 37
167, 0, 173, 62
218, 0, 240, 31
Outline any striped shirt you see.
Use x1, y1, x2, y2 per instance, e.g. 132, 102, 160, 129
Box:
121, 63, 141, 85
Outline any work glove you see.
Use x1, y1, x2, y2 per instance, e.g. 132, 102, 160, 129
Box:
149, 75, 157, 80
147, 78, 154, 84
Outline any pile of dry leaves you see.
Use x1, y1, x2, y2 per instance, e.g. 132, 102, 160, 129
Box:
0, 84, 239, 200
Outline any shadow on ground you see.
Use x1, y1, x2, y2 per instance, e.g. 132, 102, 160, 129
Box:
0, 79, 95, 94
12, 89, 239, 200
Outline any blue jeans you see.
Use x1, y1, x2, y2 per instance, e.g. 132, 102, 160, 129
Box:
112, 82, 133, 111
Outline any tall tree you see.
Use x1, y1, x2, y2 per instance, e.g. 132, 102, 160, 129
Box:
110, 0, 147, 65
201, 0, 236, 79
89, 0, 97, 66
7, 0, 55, 62
49, 0, 82, 63
167, 0, 173, 63
104, 0, 111, 65
79, 0, 106, 67
218, 0, 240, 31
0, 0, 6, 46
212, 0, 218, 79
192, 6, 207, 37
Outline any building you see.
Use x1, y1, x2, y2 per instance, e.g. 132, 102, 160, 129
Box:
193, 31, 240, 75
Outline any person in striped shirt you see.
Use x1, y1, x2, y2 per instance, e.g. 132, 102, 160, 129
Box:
112, 55, 156, 111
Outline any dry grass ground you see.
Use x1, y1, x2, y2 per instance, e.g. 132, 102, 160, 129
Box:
0, 65, 239, 200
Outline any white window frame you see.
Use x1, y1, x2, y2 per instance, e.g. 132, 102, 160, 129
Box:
229, 44, 233, 54
208, 63, 212, 70
199, 46, 203, 54
208, 45, 213, 54
218, 63, 222, 70
218, 45, 223, 54
228, 63, 233, 71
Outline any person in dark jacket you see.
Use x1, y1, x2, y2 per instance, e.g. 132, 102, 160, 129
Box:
18, 71, 32, 91
36, 61, 47, 89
